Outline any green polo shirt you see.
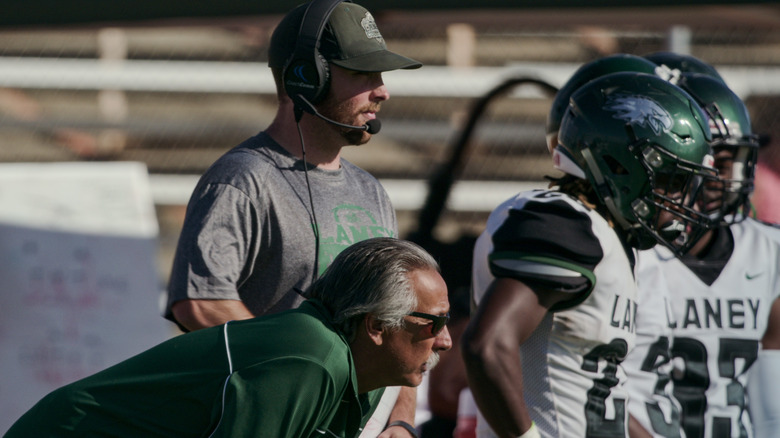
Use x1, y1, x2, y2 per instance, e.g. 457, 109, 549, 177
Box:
6, 300, 380, 437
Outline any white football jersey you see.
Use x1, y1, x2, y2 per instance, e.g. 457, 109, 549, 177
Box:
624, 251, 684, 438
639, 218, 780, 438
472, 190, 638, 438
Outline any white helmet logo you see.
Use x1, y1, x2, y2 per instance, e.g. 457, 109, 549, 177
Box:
605, 94, 673, 135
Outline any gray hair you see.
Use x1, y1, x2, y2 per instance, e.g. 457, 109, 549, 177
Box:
308, 238, 440, 341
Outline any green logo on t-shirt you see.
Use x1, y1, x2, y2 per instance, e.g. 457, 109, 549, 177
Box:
316, 204, 395, 274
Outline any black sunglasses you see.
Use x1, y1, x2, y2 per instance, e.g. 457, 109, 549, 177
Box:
407, 311, 450, 336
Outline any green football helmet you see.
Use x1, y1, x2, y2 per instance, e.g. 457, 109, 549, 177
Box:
644, 51, 725, 83
676, 72, 759, 224
546, 54, 659, 153
556, 72, 716, 253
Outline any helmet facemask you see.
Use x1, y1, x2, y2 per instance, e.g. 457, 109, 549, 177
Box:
675, 73, 760, 227
700, 103, 759, 225
628, 140, 718, 255
557, 71, 717, 254
701, 143, 758, 225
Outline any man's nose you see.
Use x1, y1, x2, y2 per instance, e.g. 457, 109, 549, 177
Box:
434, 325, 453, 352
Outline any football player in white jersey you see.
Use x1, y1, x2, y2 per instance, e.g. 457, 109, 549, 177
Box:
624, 242, 683, 438
543, 54, 688, 438
623, 66, 743, 438
635, 55, 780, 438
461, 72, 716, 438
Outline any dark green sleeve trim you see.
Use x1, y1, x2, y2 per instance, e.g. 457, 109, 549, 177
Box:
489, 252, 596, 285
488, 251, 596, 311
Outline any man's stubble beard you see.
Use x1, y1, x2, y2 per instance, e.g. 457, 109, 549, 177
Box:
318, 97, 378, 146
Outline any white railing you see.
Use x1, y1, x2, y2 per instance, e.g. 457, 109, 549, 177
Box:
1, 57, 777, 98
3, 57, 777, 210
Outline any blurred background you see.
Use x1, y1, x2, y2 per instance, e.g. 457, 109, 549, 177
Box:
2, 0, 780, 431
4, 2, 780, 289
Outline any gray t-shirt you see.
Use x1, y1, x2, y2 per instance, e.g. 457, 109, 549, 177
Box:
165, 132, 397, 322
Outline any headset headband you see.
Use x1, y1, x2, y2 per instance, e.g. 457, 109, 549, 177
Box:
295, 0, 345, 58
283, 0, 353, 110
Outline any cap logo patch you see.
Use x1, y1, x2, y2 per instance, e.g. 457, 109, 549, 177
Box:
360, 12, 383, 42
605, 93, 673, 135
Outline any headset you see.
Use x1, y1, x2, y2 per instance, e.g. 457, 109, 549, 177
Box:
282, 0, 380, 133
282, 0, 351, 116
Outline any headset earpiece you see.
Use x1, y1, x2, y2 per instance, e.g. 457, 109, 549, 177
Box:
283, 44, 330, 108
282, 0, 348, 109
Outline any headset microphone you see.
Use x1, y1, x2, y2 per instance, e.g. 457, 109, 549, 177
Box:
295, 94, 382, 134
364, 119, 381, 135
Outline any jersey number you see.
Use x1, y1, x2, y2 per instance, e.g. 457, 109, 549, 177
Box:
582, 339, 629, 438
639, 336, 682, 437
671, 337, 758, 438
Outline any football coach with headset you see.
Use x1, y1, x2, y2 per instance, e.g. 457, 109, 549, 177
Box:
7, 238, 453, 438
163, 0, 423, 435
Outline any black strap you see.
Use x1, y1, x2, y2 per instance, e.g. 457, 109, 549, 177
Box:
385, 421, 419, 438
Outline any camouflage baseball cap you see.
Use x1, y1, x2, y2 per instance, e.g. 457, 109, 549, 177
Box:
268, 2, 422, 73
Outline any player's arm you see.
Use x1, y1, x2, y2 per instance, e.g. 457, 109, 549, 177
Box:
461, 276, 571, 437
761, 296, 780, 349
172, 299, 255, 332
628, 415, 654, 438
748, 296, 780, 436
167, 183, 259, 332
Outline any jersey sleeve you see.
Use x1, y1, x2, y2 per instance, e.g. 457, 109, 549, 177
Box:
489, 195, 603, 295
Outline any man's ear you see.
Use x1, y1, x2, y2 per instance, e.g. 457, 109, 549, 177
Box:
364, 313, 385, 346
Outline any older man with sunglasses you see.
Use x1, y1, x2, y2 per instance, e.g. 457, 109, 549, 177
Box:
6, 238, 452, 438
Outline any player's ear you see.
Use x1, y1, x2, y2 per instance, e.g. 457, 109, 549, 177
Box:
364, 313, 385, 346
